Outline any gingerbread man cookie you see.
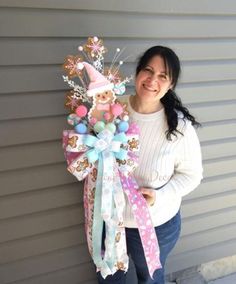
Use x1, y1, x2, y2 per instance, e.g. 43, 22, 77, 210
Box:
88, 89, 115, 122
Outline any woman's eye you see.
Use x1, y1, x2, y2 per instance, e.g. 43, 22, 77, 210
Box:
160, 74, 167, 80
144, 67, 152, 73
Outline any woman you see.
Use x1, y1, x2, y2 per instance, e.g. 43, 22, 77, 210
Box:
97, 46, 203, 284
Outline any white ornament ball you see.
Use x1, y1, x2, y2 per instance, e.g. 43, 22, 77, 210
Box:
123, 115, 129, 121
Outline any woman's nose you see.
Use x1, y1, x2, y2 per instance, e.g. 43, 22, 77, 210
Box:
148, 74, 158, 83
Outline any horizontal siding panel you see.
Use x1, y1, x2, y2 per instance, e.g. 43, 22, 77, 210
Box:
0, 245, 91, 284
1, 138, 235, 174
0, 163, 76, 196
184, 173, 236, 200
0, 183, 82, 219
0, 225, 85, 264
2, 137, 235, 172
0, 142, 234, 198
173, 222, 236, 256
1, 0, 236, 15
190, 102, 236, 123
83, 281, 97, 284
2, 38, 236, 66
166, 238, 236, 274
1, 61, 236, 94
181, 207, 236, 237
0, 141, 64, 172
0, 116, 66, 147
0, 205, 84, 243
0, 2, 236, 282
0, 163, 75, 196
201, 139, 236, 160
7, 262, 96, 284
1, 8, 236, 38
0, 38, 78, 66
1, 85, 236, 121
181, 60, 236, 84
198, 121, 236, 142
0, 91, 66, 121
0, 65, 65, 94
178, 81, 236, 104
203, 156, 236, 178
1, 90, 236, 123
182, 190, 236, 218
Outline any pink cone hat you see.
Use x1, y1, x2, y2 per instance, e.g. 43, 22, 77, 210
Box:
82, 62, 114, 96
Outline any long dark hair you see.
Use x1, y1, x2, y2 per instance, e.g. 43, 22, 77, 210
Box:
136, 46, 200, 140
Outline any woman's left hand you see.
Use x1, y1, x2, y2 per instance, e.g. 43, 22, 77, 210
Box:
139, 187, 156, 206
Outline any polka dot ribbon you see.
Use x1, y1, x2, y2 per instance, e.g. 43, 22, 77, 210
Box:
120, 173, 162, 278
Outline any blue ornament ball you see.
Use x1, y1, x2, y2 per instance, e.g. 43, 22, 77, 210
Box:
75, 123, 87, 134
118, 121, 129, 132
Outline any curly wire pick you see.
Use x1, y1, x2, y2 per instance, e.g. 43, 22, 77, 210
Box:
108, 47, 126, 74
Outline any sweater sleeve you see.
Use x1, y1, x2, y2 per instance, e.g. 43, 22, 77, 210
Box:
153, 120, 203, 207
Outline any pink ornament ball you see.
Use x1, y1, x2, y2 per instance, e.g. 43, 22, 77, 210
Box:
111, 103, 123, 116
89, 117, 97, 126
104, 112, 111, 121
75, 105, 88, 117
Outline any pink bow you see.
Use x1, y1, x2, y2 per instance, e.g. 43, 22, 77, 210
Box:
97, 103, 110, 111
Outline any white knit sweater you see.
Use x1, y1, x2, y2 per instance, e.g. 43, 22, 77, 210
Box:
119, 95, 203, 227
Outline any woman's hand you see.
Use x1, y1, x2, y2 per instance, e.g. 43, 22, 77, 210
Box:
139, 187, 156, 206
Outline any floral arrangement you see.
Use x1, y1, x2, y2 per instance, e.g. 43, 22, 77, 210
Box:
62, 37, 161, 278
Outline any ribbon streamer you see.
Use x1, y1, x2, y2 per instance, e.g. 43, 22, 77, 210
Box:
120, 173, 162, 277
63, 127, 161, 279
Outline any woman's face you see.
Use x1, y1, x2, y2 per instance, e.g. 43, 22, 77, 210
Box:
135, 55, 172, 102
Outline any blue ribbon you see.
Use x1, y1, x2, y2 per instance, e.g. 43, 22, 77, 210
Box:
84, 129, 128, 164
83, 129, 128, 276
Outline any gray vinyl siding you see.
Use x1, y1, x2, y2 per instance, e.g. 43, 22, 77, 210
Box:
0, 0, 236, 283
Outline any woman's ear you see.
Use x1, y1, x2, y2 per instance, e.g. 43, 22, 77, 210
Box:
169, 84, 174, 91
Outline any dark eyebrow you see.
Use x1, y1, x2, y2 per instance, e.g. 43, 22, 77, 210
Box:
145, 64, 169, 78
160, 72, 168, 75
147, 64, 167, 74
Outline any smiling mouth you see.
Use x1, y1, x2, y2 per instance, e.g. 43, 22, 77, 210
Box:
143, 84, 157, 92
98, 98, 110, 103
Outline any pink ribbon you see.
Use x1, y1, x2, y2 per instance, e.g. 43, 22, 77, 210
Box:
120, 173, 162, 278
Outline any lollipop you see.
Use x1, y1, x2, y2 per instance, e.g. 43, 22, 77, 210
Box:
111, 103, 123, 117
67, 113, 80, 126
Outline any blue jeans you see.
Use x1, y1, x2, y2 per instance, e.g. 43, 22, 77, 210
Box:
96, 210, 181, 284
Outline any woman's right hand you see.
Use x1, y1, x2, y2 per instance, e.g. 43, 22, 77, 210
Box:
139, 187, 156, 206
